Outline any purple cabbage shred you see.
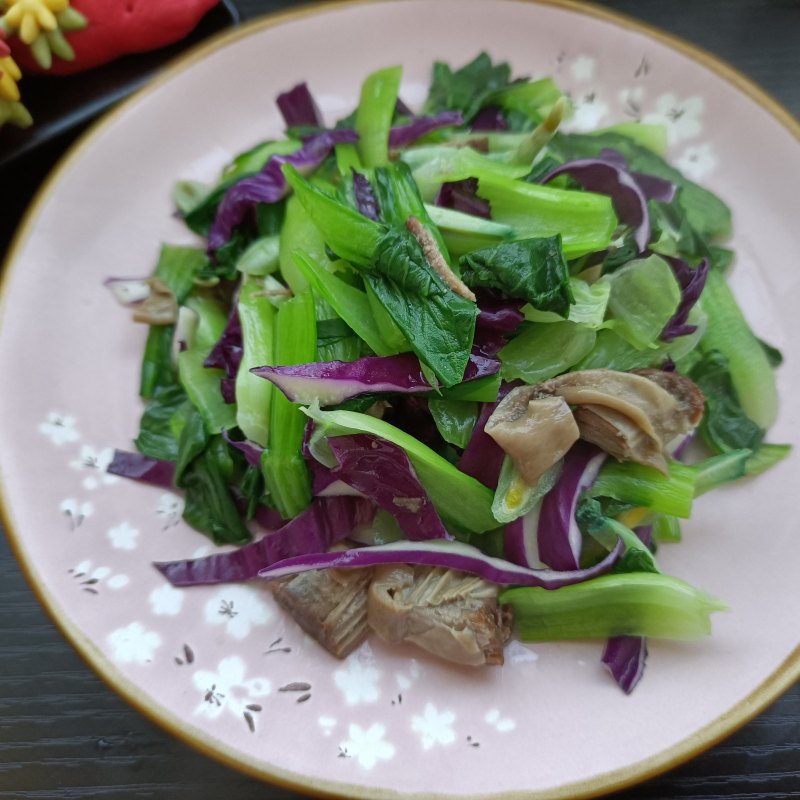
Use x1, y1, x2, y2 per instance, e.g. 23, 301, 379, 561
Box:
602, 635, 649, 694
276, 82, 324, 129
155, 496, 375, 586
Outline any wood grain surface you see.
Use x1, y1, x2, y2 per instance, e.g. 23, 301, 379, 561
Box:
1, 1, 799, 798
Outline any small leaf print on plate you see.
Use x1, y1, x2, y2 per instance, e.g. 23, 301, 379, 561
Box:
338, 723, 395, 769
107, 622, 161, 664
203, 585, 273, 640
38, 411, 79, 445
60, 498, 93, 530
411, 703, 456, 750
192, 656, 271, 725
69, 560, 129, 594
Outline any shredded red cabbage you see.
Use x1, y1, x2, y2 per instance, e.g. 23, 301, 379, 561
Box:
476, 291, 525, 333
326, 434, 451, 541
602, 635, 648, 694
470, 105, 508, 132
661, 256, 710, 341
221, 429, 262, 468
388, 110, 463, 148
541, 154, 651, 252
351, 169, 381, 221
108, 450, 175, 488
256, 537, 624, 588
209, 129, 359, 250
276, 82, 324, 129
457, 401, 505, 489
537, 444, 606, 571
435, 177, 491, 219
252, 352, 500, 406
155, 496, 375, 586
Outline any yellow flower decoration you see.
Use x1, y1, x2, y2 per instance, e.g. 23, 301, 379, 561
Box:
3, 0, 68, 46
0, 50, 22, 101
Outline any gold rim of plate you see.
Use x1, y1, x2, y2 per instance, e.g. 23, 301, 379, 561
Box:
1, 0, 798, 798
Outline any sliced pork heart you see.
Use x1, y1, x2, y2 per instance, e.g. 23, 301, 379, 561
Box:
367, 565, 512, 667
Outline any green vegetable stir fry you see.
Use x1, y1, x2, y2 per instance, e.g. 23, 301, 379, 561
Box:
107, 53, 788, 692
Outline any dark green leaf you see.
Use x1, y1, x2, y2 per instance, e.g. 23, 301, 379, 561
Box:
368, 227, 477, 387
602, 232, 641, 273
689, 350, 766, 453
139, 325, 176, 399
181, 441, 252, 545
174, 408, 211, 486
428, 398, 478, 449
134, 384, 187, 461
316, 317, 363, 362
256, 200, 286, 236
460, 235, 574, 315
424, 52, 512, 121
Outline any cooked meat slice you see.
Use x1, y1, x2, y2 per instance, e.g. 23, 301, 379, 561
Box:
131, 277, 178, 325
573, 404, 668, 474
272, 567, 372, 659
540, 368, 705, 474
367, 565, 512, 667
631, 368, 705, 429
484, 388, 579, 485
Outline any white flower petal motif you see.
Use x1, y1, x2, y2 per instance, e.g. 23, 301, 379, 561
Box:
107, 521, 139, 550
203, 586, 273, 639
192, 656, 271, 721
618, 86, 646, 119
485, 708, 516, 733
339, 723, 395, 769
69, 445, 118, 490
565, 92, 609, 132
107, 622, 161, 664
675, 142, 718, 180
149, 583, 184, 616
334, 644, 381, 705
107, 575, 129, 590
642, 93, 704, 145
39, 412, 79, 445
570, 55, 596, 81
411, 703, 456, 750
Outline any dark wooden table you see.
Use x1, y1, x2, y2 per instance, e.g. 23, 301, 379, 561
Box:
1, 1, 799, 798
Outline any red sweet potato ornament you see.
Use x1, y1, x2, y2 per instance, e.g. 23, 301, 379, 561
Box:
10, 0, 220, 75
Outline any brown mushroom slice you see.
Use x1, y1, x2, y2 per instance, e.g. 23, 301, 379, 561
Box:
574, 404, 669, 474
367, 565, 512, 667
272, 567, 373, 659
484, 389, 579, 486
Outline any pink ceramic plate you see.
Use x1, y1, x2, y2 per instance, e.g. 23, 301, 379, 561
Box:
1, 2, 798, 798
